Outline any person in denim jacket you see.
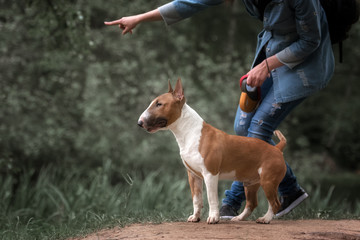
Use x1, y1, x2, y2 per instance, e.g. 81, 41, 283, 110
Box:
105, 0, 334, 219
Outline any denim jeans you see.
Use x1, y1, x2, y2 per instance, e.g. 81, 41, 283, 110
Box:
222, 76, 305, 211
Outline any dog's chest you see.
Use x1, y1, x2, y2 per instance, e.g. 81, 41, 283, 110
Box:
169, 104, 208, 176
180, 145, 203, 172
177, 128, 205, 175
174, 128, 205, 175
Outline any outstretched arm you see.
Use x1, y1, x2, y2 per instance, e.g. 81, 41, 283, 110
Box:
104, 0, 224, 34
104, 9, 163, 35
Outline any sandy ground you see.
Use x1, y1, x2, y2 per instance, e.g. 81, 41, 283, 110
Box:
71, 219, 360, 240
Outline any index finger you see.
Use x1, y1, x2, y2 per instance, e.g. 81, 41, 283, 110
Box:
104, 19, 123, 26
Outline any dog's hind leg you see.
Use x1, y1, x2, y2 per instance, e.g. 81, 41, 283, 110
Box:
232, 183, 260, 221
187, 170, 203, 222
256, 182, 281, 224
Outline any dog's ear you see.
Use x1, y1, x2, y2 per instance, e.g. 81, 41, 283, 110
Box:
168, 80, 173, 93
173, 78, 184, 101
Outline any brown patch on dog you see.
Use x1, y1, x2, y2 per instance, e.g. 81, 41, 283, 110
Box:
144, 92, 185, 129
199, 122, 286, 184
140, 78, 186, 132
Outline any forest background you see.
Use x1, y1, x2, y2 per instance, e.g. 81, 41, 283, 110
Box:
0, 0, 359, 239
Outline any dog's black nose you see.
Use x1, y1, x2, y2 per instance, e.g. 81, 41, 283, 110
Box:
137, 120, 144, 128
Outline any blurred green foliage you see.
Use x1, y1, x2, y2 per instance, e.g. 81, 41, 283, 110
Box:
1, 0, 358, 176
0, 0, 360, 238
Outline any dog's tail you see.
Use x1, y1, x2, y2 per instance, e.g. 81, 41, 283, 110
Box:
274, 130, 286, 152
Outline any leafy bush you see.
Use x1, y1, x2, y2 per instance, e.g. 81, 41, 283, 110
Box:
1, 1, 360, 239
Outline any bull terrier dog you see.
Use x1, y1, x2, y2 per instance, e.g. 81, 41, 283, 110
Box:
138, 78, 287, 224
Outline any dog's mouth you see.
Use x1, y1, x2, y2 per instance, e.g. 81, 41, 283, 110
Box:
154, 118, 168, 128
138, 117, 168, 133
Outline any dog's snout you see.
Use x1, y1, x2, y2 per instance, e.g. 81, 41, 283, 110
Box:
137, 120, 144, 128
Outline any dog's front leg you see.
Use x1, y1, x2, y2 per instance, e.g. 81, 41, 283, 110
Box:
203, 173, 219, 224
187, 170, 203, 222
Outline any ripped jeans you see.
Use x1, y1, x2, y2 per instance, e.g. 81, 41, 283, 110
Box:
222, 76, 305, 211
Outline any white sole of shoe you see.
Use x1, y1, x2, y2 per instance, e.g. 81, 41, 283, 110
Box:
220, 215, 235, 220
275, 192, 309, 218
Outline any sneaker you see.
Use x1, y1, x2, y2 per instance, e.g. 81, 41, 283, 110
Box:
220, 204, 238, 220
275, 188, 309, 218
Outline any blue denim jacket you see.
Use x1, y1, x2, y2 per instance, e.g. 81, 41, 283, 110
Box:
158, 0, 334, 103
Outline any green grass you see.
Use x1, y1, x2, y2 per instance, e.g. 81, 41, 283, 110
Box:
0, 163, 192, 240
1, 161, 359, 240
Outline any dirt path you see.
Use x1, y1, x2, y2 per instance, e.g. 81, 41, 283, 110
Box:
71, 220, 360, 240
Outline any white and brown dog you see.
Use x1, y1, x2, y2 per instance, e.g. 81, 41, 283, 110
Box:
138, 78, 287, 224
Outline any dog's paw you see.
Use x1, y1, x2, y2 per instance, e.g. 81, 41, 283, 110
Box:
207, 212, 219, 224
231, 216, 245, 222
231, 207, 252, 222
187, 214, 200, 222
256, 217, 271, 224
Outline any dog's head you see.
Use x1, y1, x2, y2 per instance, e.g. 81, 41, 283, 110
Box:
138, 78, 186, 133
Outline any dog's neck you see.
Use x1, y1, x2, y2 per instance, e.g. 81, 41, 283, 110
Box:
167, 103, 204, 152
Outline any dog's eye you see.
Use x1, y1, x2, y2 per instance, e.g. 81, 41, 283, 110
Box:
155, 102, 162, 107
